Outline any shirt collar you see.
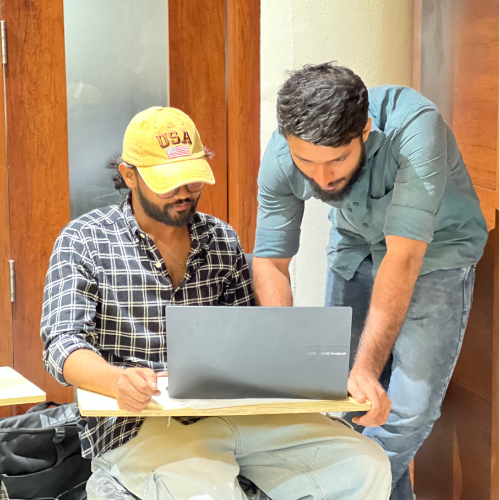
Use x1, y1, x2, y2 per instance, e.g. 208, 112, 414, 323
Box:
365, 113, 384, 159
121, 193, 210, 254
122, 194, 142, 236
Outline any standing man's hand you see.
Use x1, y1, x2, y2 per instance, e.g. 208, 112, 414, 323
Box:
345, 236, 426, 428
348, 370, 391, 427
115, 368, 165, 413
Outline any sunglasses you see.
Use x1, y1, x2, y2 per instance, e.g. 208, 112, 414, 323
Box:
156, 182, 206, 199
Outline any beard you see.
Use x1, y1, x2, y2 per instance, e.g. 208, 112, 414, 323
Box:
136, 183, 200, 227
297, 139, 367, 203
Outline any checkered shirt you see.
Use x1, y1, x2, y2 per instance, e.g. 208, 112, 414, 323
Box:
41, 194, 254, 459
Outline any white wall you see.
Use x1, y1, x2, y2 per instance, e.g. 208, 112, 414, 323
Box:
261, 0, 414, 306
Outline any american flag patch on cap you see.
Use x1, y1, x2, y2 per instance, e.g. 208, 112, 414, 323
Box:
167, 145, 190, 159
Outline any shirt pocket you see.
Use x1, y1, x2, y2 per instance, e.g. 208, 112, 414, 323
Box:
366, 190, 394, 244
182, 272, 228, 304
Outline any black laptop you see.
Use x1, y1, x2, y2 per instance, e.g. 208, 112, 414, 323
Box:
166, 306, 352, 400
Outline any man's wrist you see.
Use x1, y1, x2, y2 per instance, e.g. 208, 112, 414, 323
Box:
109, 366, 127, 398
351, 360, 380, 379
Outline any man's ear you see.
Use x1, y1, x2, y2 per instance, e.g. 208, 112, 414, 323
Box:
362, 117, 372, 143
118, 163, 138, 190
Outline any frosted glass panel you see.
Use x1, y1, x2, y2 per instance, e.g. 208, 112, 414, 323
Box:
420, 0, 454, 124
64, 0, 168, 219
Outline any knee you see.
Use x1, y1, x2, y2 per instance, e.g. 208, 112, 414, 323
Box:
387, 401, 442, 432
345, 436, 392, 498
357, 436, 390, 472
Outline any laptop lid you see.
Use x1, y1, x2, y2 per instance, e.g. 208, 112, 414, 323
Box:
166, 306, 352, 400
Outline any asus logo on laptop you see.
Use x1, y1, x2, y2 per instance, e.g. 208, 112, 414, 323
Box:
306, 347, 348, 358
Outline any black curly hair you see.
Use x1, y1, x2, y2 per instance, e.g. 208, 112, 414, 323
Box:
106, 153, 132, 192
277, 62, 369, 148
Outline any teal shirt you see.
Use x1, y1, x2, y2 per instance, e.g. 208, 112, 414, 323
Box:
254, 85, 488, 280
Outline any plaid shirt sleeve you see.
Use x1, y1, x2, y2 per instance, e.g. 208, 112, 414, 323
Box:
219, 241, 255, 306
41, 229, 102, 386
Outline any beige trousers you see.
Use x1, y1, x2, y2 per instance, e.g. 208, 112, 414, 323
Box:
91, 414, 391, 500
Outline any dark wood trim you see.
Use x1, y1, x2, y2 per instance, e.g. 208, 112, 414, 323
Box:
168, 0, 228, 222
4, 0, 74, 410
227, 0, 260, 253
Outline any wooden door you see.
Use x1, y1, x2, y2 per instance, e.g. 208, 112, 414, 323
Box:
0, 10, 13, 418
168, 0, 228, 221
227, 0, 261, 252
169, 0, 260, 252
4, 0, 74, 411
1, 0, 260, 410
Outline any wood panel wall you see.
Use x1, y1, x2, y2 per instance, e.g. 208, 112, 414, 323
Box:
413, 0, 499, 498
450, 7, 499, 496
415, 224, 498, 499
452, 0, 499, 230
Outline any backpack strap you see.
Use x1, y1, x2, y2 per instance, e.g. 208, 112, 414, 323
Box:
25, 401, 62, 413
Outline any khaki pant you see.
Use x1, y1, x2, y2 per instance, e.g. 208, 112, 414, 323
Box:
90, 414, 391, 500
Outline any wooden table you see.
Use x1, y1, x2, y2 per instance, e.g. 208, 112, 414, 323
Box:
0, 366, 46, 406
77, 388, 371, 417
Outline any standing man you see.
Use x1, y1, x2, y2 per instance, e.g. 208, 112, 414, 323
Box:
41, 106, 391, 500
253, 62, 488, 500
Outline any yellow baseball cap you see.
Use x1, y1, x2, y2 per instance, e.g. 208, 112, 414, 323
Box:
122, 106, 215, 194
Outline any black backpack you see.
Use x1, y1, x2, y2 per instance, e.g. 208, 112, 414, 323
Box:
0, 401, 91, 500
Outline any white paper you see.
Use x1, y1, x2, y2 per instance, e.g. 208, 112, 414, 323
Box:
151, 377, 322, 410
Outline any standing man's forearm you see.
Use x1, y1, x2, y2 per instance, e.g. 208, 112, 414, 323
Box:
352, 259, 420, 378
352, 236, 427, 378
253, 256, 294, 306
347, 236, 427, 426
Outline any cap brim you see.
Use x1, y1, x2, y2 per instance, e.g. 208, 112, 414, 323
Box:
137, 158, 215, 194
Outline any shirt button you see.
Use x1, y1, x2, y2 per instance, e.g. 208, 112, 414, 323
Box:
155, 262, 162, 268
353, 202, 360, 207
140, 233, 146, 239
363, 222, 369, 228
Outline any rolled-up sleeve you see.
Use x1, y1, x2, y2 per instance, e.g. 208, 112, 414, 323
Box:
254, 133, 304, 258
384, 108, 447, 243
41, 230, 102, 386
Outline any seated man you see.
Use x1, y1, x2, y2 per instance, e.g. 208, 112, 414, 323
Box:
41, 106, 391, 500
